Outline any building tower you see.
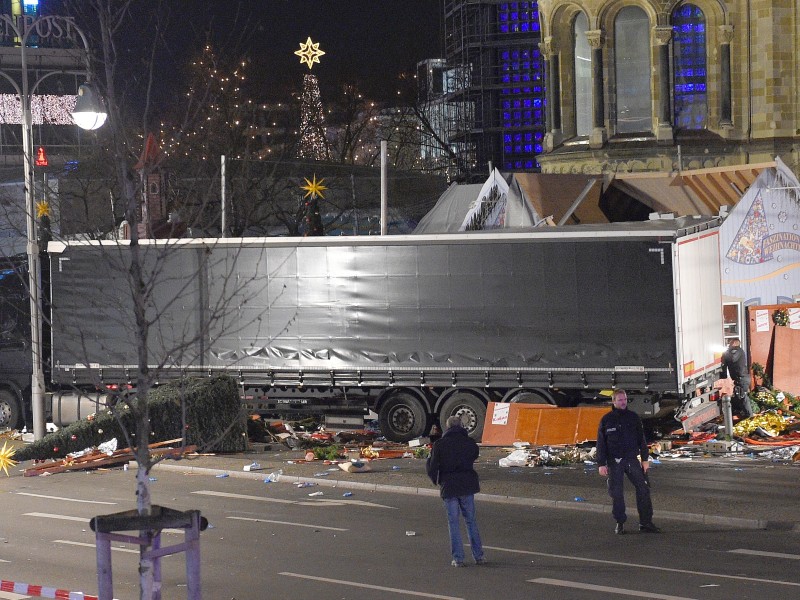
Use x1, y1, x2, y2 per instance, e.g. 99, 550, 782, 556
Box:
443, 1, 546, 179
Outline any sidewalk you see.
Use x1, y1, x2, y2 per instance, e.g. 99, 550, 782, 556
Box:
151, 443, 800, 531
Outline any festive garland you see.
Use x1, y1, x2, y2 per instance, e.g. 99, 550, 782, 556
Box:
773, 308, 790, 326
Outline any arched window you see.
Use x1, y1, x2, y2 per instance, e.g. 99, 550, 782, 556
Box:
573, 12, 592, 136
614, 6, 651, 133
672, 4, 707, 129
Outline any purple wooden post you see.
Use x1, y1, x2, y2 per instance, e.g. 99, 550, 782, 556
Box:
186, 512, 202, 600
152, 532, 162, 600
95, 532, 113, 600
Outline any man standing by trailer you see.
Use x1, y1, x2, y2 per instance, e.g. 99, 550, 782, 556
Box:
597, 389, 661, 535
426, 415, 486, 567
721, 337, 753, 419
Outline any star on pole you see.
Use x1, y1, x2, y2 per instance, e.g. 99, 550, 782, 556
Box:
294, 36, 326, 70
36, 199, 50, 219
300, 174, 327, 199
0, 441, 17, 476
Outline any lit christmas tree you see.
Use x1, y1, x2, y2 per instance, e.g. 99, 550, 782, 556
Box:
294, 36, 329, 161
161, 41, 254, 161
298, 74, 329, 161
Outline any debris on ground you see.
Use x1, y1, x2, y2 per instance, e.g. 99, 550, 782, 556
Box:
498, 445, 593, 467
23, 439, 196, 476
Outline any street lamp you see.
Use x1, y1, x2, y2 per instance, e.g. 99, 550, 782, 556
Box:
0, 14, 106, 440
72, 82, 107, 130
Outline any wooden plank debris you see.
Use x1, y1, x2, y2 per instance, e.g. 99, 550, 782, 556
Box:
24, 439, 196, 477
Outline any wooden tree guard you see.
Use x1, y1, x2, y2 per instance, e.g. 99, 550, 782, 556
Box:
90, 505, 208, 600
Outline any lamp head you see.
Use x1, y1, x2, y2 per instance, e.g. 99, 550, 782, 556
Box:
72, 83, 107, 130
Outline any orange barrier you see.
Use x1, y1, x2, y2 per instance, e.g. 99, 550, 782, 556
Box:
481, 401, 608, 446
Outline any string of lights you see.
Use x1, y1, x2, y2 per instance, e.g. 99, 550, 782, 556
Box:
0, 93, 77, 125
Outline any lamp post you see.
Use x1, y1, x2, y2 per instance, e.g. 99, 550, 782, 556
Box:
0, 14, 106, 439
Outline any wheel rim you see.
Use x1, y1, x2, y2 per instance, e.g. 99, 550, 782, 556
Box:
389, 405, 416, 435
450, 404, 478, 431
0, 401, 11, 427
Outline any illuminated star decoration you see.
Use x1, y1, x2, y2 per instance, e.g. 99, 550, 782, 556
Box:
36, 199, 50, 219
0, 441, 17, 476
300, 174, 327, 199
294, 36, 325, 70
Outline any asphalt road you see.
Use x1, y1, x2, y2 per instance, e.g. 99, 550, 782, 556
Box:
1, 447, 800, 600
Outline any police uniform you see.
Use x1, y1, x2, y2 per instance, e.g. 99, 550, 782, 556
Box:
722, 344, 753, 418
596, 406, 656, 530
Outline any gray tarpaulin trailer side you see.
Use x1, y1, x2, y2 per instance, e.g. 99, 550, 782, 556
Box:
45, 216, 724, 442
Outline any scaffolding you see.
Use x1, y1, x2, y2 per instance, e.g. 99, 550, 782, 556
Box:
440, 0, 547, 179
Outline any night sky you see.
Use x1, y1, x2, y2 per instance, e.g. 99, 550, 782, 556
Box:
43, 0, 443, 105
172, 0, 444, 103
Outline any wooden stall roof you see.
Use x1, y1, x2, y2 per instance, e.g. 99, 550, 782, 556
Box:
607, 162, 775, 216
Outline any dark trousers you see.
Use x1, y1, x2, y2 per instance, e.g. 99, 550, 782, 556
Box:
732, 376, 753, 418
607, 457, 653, 525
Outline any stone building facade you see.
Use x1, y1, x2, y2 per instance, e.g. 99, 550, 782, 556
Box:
536, 0, 800, 176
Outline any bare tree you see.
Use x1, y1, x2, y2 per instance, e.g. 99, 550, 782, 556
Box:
51, 2, 274, 597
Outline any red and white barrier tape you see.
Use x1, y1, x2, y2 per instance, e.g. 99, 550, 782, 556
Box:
0, 579, 99, 600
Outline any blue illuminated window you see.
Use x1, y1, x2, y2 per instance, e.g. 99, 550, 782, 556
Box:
496, 3, 544, 170
498, 2, 540, 34
672, 4, 707, 129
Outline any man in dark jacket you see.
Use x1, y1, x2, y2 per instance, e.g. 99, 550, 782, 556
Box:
596, 389, 661, 535
426, 415, 486, 567
721, 337, 753, 418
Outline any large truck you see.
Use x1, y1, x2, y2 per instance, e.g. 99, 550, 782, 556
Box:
0, 215, 725, 442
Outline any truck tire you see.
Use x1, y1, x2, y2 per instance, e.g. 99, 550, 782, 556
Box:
439, 392, 486, 441
0, 389, 23, 430
378, 392, 427, 442
511, 390, 556, 405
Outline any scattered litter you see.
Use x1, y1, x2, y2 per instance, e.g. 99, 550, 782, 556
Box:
265, 470, 283, 482
296, 482, 315, 488
98, 438, 118, 455
391, 465, 401, 470
512, 441, 531, 449
342, 492, 353, 497
215, 473, 229, 478
405, 531, 416, 536
339, 460, 371, 473
308, 491, 324, 497
313, 472, 330, 477
758, 445, 800, 461
148, 477, 157, 482
243, 462, 262, 472
574, 497, 585, 502
498, 449, 529, 468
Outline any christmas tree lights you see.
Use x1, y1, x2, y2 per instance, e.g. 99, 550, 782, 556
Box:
298, 74, 328, 160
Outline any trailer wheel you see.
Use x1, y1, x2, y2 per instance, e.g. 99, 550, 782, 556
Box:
378, 393, 427, 442
0, 389, 23, 430
511, 390, 556, 405
439, 392, 486, 441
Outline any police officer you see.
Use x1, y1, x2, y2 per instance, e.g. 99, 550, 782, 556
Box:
721, 338, 753, 418
596, 389, 661, 535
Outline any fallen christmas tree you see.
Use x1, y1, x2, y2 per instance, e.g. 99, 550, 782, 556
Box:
13, 375, 247, 463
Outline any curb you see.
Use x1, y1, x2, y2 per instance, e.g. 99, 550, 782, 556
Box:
151, 462, 780, 530
0, 579, 101, 600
